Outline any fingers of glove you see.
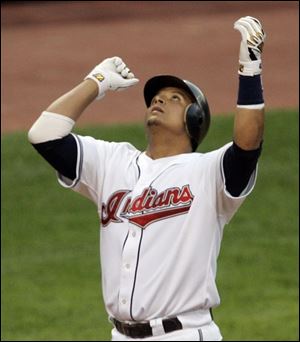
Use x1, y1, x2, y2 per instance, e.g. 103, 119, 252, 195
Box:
127, 72, 135, 79
113, 56, 123, 66
121, 67, 130, 78
245, 16, 263, 30
116, 78, 139, 90
235, 23, 264, 51
238, 19, 257, 36
104, 57, 136, 79
95, 56, 138, 83
242, 17, 264, 40
236, 17, 264, 41
234, 22, 249, 41
235, 16, 260, 28
246, 17, 266, 40
116, 62, 126, 73
96, 57, 121, 73
117, 64, 135, 79
127, 77, 139, 86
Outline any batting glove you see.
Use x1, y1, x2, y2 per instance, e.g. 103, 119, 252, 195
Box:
234, 16, 266, 76
85, 56, 139, 100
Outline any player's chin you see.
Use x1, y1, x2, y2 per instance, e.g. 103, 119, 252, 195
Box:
146, 114, 163, 127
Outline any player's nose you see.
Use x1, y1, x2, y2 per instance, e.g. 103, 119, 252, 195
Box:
151, 94, 165, 106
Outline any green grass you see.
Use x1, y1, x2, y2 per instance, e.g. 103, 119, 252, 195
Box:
1, 109, 299, 341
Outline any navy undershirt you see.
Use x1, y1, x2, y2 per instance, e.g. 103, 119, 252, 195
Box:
32, 134, 262, 197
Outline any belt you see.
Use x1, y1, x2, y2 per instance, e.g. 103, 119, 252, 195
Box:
112, 316, 183, 338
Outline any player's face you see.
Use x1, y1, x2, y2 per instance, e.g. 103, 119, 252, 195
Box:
145, 87, 193, 134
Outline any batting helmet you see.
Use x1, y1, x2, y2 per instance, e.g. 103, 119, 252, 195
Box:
144, 75, 210, 151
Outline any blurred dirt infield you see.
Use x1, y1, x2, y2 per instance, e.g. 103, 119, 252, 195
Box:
1, 1, 299, 133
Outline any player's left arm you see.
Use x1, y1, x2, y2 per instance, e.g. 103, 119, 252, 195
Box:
223, 16, 266, 196
233, 16, 266, 150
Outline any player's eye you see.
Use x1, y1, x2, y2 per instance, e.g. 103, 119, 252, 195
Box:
171, 94, 181, 101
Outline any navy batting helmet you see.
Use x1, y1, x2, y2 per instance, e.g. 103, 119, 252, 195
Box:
144, 75, 210, 151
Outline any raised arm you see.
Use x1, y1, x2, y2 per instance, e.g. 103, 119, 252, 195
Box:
28, 56, 139, 142
46, 57, 139, 121
45, 79, 99, 122
27, 57, 138, 181
233, 16, 266, 150
223, 16, 266, 196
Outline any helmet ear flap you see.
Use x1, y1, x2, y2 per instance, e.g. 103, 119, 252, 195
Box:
185, 103, 204, 150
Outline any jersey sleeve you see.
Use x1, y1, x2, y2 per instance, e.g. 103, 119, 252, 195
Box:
57, 134, 137, 205
203, 142, 258, 225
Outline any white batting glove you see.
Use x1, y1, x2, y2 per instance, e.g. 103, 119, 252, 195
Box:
84, 56, 139, 100
234, 16, 266, 76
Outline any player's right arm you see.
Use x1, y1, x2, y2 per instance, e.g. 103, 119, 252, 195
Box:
45, 79, 99, 122
222, 16, 266, 197
28, 57, 139, 180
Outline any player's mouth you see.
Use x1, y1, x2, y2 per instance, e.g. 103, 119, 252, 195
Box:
151, 106, 164, 114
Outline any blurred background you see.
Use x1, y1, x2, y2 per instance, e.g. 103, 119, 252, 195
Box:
1, 1, 299, 132
2, 1, 299, 341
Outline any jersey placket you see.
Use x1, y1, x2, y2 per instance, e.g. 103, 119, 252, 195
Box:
117, 159, 156, 320
117, 158, 179, 320
118, 221, 142, 319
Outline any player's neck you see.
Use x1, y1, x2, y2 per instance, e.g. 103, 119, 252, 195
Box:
145, 124, 192, 159
146, 138, 192, 160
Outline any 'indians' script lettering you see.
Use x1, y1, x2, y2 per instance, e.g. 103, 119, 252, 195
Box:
101, 185, 193, 229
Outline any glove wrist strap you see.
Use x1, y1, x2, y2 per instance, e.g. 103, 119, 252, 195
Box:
84, 71, 110, 100
238, 60, 262, 76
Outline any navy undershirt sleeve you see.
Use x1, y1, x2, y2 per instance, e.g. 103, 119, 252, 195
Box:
223, 142, 262, 197
32, 134, 261, 196
31, 134, 78, 180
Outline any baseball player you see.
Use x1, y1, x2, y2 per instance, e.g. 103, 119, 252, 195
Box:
28, 16, 266, 341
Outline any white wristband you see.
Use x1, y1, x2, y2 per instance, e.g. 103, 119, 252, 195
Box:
237, 103, 265, 109
28, 111, 75, 144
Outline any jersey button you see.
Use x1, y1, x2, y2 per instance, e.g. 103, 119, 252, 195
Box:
121, 299, 127, 304
125, 263, 130, 269
132, 231, 136, 237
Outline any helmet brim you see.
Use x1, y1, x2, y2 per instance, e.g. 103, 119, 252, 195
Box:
144, 75, 197, 107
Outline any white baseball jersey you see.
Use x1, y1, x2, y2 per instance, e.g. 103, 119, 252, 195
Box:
57, 134, 257, 323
